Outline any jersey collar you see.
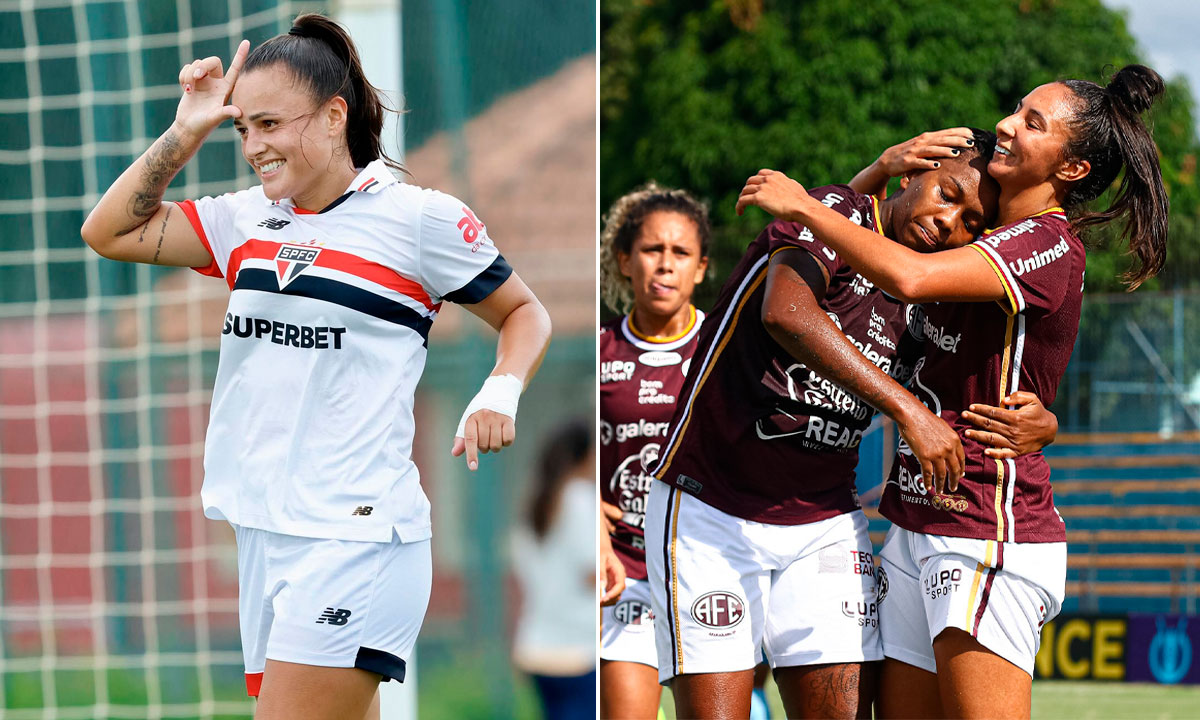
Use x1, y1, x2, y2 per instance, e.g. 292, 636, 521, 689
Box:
270, 159, 399, 214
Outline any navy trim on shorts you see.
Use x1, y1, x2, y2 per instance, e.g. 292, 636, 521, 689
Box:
661, 485, 680, 678
443, 254, 513, 304
356, 646, 406, 683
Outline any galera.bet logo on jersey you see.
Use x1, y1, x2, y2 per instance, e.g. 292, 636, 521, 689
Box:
274, 244, 322, 289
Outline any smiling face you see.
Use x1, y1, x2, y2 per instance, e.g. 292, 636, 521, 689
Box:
990, 82, 1083, 192
230, 64, 350, 206
888, 154, 999, 252
617, 211, 708, 322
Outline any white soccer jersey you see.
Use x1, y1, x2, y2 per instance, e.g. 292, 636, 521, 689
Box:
179, 160, 512, 542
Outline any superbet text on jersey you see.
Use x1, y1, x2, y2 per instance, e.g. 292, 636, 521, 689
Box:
180, 160, 511, 543
600, 310, 703, 580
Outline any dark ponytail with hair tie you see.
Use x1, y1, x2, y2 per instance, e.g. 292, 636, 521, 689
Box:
1061, 64, 1168, 290
244, 13, 405, 176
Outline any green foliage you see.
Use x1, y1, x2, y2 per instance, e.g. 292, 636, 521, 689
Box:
602, 0, 1200, 305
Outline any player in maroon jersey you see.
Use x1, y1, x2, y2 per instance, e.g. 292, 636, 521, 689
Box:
737, 65, 1169, 719
647, 132, 1060, 720
599, 184, 711, 719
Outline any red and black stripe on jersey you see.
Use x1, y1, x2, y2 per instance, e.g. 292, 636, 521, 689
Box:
654, 185, 923, 525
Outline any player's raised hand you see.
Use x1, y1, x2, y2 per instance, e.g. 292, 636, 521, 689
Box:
735, 169, 811, 221
875, 128, 976, 177
174, 39, 249, 139
962, 391, 1059, 459
897, 406, 965, 495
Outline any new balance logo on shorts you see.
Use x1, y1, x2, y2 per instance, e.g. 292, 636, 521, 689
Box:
352, 506, 373, 516
316, 608, 352, 625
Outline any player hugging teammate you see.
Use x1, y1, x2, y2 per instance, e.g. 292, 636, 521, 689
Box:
646, 128, 1062, 719
738, 65, 1169, 719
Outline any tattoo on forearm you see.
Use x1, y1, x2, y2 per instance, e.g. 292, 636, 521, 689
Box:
127, 130, 186, 226
152, 205, 172, 264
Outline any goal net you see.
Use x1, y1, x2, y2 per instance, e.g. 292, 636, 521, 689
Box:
0, 2, 319, 717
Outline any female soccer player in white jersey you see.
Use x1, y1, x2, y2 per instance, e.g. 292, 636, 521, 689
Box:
80, 14, 550, 720
598, 184, 712, 719
737, 64, 1169, 719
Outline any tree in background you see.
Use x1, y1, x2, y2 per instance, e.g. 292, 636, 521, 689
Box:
601, 0, 1200, 304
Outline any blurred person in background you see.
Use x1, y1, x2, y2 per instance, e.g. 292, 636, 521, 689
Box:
79, 13, 550, 720
512, 419, 598, 720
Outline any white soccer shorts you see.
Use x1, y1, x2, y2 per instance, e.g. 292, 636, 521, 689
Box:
600, 576, 658, 667
645, 482, 882, 684
234, 525, 432, 696
877, 525, 1065, 676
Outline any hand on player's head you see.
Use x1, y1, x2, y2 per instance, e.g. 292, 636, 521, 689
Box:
174, 39, 249, 138
888, 152, 999, 253
735, 169, 810, 219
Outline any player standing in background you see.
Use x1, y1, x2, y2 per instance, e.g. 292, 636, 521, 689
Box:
512, 420, 597, 720
737, 65, 1168, 719
80, 14, 550, 720
651, 133, 1060, 719
598, 184, 717, 719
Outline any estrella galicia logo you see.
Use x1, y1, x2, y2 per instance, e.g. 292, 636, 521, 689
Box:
690, 591, 745, 630
1149, 616, 1192, 684
275, 244, 322, 289
876, 564, 889, 604
613, 598, 654, 627
316, 607, 352, 626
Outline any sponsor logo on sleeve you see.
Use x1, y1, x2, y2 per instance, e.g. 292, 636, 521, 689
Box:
1009, 236, 1071, 277
457, 207, 486, 253
983, 218, 1038, 247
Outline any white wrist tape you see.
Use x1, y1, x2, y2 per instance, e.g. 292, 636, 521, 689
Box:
455, 374, 522, 438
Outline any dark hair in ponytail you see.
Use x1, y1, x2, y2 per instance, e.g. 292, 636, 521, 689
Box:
1061, 64, 1168, 289
528, 418, 592, 540
244, 13, 405, 175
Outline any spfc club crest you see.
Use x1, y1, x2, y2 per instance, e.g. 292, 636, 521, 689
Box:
274, 244, 321, 289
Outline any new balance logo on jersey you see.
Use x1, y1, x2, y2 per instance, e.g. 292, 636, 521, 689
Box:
274, 244, 322, 289
316, 608, 352, 625
257, 218, 291, 230
352, 506, 373, 516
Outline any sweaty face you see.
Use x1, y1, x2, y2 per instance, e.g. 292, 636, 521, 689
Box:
230, 64, 337, 203
990, 83, 1081, 191
617, 211, 708, 321
890, 155, 999, 252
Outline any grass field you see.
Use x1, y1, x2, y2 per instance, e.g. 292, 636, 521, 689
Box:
656, 678, 1200, 719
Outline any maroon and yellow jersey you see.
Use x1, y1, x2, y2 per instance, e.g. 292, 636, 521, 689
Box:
880, 209, 1082, 543
654, 185, 924, 525
600, 308, 705, 579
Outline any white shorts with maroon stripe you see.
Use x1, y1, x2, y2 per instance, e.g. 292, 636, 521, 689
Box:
600, 577, 658, 667
877, 525, 1065, 676
645, 482, 882, 684
235, 525, 430, 696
